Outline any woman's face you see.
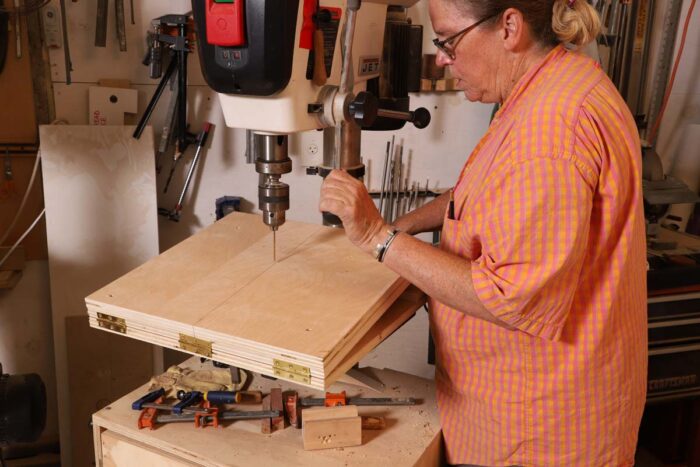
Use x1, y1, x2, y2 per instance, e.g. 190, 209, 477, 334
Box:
428, 0, 501, 103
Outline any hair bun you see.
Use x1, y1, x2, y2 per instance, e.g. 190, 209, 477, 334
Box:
552, 0, 602, 47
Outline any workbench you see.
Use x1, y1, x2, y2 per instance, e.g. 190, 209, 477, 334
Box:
91, 358, 443, 466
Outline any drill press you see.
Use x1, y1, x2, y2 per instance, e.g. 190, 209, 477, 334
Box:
191, 0, 430, 240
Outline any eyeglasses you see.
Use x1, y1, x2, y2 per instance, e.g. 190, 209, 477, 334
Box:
432, 14, 498, 60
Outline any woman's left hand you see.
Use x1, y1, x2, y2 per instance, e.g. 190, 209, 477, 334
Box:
319, 169, 387, 255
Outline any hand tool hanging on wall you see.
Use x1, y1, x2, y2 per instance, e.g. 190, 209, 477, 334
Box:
159, 122, 212, 222
134, 14, 196, 174
58, 0, 72, 84
94, 0, 126, 51
115, 0, 126, 51
94, 0, 107, 47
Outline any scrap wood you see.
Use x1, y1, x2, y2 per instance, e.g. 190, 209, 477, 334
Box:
302, 406, 362, 451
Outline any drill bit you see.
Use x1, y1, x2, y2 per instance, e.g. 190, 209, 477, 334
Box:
273, 230, 277, 262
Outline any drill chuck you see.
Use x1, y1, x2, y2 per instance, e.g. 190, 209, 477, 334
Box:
254, 134, 291, 230
259, 177, 289, 230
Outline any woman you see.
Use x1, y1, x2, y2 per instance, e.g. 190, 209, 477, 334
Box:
320, 0, 647, 465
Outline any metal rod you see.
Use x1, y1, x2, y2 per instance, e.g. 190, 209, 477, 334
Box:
171, 123, 212, 219
378, 142, 390, 217
387, 157, 395, 222
422, 179, 429, 207
177, 22, 188, 154
338, 1, 359, 95
395, 146, 403, 222
133, 58, 177, 139
156, 410, 280, 424
59, 0, 72, 84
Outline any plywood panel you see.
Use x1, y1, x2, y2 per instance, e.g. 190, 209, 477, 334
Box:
39, 125, 159, 467
101, 431, 197, 467
86, 211, 410, 388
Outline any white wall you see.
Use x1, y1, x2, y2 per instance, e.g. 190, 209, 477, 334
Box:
651, 0, 700, 227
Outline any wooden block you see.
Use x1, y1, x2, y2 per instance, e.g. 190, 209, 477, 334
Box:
270, 387, 285, 432
302, 405, 358, 424
302, 416, 362, 451
40, 125, 158, 467
284, 391, 299, 428
0, 246, 25, 271
261, 395, 271, 434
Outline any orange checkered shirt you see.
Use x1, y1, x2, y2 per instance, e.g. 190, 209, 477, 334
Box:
429, 46, 647, 466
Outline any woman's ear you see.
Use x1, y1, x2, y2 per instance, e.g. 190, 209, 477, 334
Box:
500, 8, 528, 52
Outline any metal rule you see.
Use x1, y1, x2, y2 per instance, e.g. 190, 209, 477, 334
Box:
646, 0, 683, 146
115, 0, 127, 51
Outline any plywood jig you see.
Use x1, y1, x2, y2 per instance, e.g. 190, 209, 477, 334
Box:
86, 212, 425, 389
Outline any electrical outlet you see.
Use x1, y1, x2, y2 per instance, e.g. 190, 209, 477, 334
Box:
42, 6, 62, 49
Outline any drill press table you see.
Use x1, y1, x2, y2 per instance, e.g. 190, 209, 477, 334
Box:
92, 357, 443, 466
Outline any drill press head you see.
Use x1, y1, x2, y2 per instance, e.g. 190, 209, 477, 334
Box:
191, 0, 422, 229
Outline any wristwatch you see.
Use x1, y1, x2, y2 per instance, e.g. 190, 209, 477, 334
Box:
373, 228, 400, 262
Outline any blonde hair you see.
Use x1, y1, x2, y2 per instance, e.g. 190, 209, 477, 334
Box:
450, 0, 602, 47
552, 0, 602, 47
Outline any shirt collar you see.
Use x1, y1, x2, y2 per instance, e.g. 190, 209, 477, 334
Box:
492, 44, 567, 122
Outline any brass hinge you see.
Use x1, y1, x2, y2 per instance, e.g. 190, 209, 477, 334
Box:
178, 334, 213, 357
272, 359, 311, 385
96, 313, 127, 334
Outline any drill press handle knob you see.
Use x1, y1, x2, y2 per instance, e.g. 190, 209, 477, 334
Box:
348, 91, 379, 127
348, 92, 431, 129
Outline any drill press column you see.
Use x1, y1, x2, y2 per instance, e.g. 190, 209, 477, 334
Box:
254, 134, 292, 231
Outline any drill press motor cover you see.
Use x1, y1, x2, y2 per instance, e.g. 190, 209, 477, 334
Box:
191, 0, 424, 230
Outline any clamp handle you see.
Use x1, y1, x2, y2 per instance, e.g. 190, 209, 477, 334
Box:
174, 390, 202, 414
131, 387, 166, 410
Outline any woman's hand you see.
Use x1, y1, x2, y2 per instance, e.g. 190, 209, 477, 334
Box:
319, 170, 388, 255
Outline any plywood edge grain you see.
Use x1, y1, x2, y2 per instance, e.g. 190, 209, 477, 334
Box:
324, 286, 427, 387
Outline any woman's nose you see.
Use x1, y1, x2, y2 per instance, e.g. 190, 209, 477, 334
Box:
435, 49, 451, 67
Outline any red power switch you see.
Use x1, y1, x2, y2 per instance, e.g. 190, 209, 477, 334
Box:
205, 0, 246, 47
